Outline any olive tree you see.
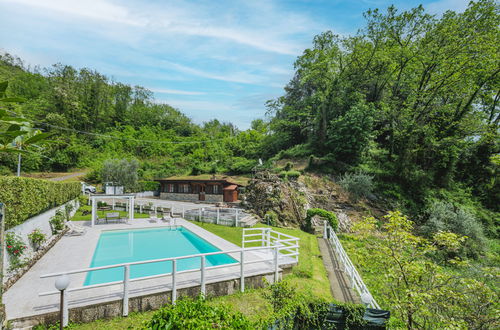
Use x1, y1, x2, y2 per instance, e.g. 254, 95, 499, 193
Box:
101, 159, 139, 191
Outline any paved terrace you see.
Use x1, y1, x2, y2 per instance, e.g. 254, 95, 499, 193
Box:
4, 218, 292, 322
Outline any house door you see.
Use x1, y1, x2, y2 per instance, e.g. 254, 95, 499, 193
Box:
198, 185, 205, 201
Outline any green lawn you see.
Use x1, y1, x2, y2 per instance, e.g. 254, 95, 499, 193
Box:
70, 205, 150, 221
65, 222, 330, 329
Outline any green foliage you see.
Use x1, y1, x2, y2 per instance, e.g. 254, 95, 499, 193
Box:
278, 170, 301, 180
422, 200, 486, 256
6, 232, 27, 270
101, 158, 139, 190
229, 158, 257, 175
305, 208, 338, 232
49, 209, 66, 235
350, 211, 499, 328
135, 180, 160, 192
0, 176, 80, 229
142, 296, 253, 329
264, 210, 278, 226
338, 171, 374, 202
28, 228, 47, 249
266, 0, 500, 241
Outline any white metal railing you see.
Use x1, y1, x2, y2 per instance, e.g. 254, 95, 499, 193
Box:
243, 228, 299, 263
184, 207, 246, 227
323, 221, 380, 309
39, 231, 299, 326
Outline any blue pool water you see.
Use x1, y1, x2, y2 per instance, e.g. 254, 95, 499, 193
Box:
84, 227, 237, 286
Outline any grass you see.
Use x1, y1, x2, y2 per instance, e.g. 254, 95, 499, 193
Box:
70, 205, 150, 221
161, 174, 250, 186
63, 222, 330, 329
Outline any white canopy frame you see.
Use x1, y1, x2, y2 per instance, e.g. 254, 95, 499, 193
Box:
90, 194, 135, 227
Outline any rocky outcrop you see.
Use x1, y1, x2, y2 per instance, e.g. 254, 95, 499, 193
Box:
242, 171, 307, 227
242, 171, 387, 231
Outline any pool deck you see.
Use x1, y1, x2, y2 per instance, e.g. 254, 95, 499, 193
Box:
4, 218, 289, 322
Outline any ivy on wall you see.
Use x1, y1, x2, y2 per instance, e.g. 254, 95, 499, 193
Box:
0, 177, 80, 229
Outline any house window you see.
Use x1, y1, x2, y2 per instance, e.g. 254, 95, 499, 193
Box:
213, 185, 221, 194
166, 184, 174, 193
178, 184, 190, 193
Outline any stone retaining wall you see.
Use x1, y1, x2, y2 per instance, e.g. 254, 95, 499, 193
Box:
11, 271, 278, 328
159, 193, 223, 203
4, 199, 79, 279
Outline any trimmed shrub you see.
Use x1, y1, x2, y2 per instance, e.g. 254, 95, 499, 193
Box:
304, 208, 338, 232
0, 177, 80, 229
338, 171, 374, 201
143, 296, 253, 329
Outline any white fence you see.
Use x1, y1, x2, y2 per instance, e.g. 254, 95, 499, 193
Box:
39, 228, 299, 326
243, 228, 299, 263
323, 222, 380, 309
183, 207, 247, 227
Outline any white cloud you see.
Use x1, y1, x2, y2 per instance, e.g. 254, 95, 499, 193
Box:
149, 88, 206, 96
161, 60, 265, 85
3, 0, 144, 26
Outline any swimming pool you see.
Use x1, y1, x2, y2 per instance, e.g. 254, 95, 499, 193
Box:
84, 227, 237, 286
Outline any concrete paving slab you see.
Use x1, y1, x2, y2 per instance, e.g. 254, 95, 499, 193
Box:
4, 218, 293, 321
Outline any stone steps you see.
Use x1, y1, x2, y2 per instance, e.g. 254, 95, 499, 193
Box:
238, 215, 260, 227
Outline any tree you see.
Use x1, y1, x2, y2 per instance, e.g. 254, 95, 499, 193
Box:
101, 159, 139, 191
352, 211, 498, 329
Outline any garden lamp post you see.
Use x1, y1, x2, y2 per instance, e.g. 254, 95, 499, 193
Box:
55, 274, 70, 329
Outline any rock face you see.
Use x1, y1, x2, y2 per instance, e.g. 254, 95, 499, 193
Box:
242, 171, 307, 227
242, 171, 387, 231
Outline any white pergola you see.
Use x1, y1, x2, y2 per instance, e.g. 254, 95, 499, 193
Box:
90, 194, 135, 227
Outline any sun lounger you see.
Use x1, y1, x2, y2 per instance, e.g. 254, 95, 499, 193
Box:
149, 211, 159, 223
66, 221, 87, 236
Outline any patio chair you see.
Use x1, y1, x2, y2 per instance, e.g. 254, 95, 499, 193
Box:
149, 211, 159, 223
66, 221, 87, 236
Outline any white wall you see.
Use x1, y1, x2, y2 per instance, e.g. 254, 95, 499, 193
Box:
4, 199, 79, 274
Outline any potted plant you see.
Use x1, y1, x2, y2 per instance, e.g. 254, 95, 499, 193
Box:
28, 228, 47, 251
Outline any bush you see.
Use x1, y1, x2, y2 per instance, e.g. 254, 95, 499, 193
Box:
143, 296, 253, 329
304, 208, 338, 232
265, 211, 278, 226
279, 170, 301, 180
338, 171, 374, 201
0, 177, 80, 229
6, 232, 28, 270
422, 200, 486, 256
134, 181, 160, 192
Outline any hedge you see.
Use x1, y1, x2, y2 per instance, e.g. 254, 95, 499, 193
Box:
305, 208, 338, 232
0, 176, 81, 229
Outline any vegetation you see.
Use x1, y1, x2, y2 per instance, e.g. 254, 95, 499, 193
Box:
266, 0, 499, 235
342, 211, 499, 329
27, 228, 46, 250
100, 158, 139, 191
48, 209, 65, 234
143, 296, 253, 329
5, 232, 27, 270
0, 176, 80, 228
304, 208, 338, 232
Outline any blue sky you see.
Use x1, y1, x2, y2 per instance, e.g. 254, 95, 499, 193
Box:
0, 0, 469, 129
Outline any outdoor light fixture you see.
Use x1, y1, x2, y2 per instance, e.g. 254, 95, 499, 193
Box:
360, 291, 373, 307
55, 274, 70, 329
